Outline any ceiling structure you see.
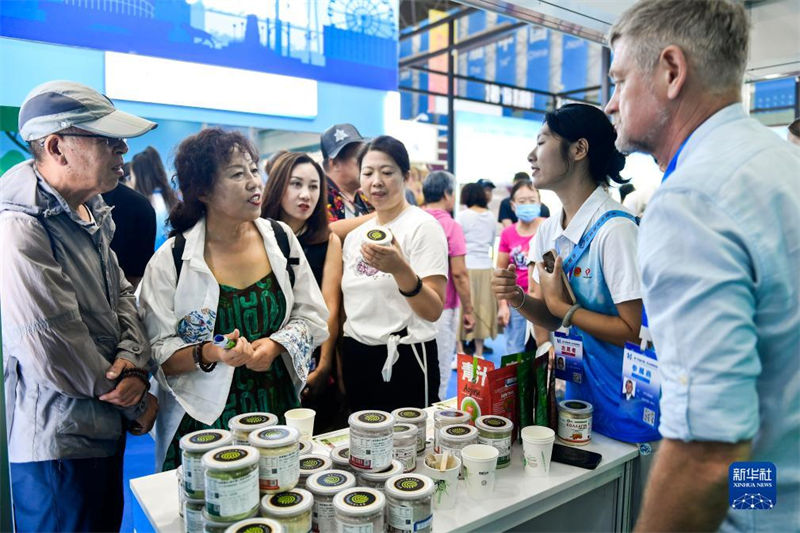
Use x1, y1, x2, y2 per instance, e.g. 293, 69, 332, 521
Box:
454, 0, 800, 81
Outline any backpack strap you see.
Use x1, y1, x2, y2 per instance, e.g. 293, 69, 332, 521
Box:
268, 218, 298, 288
171, 222, 298, 287
172, 233, 186, 281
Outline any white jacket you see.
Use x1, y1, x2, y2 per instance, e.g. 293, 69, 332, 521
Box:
137, 217, 329, 470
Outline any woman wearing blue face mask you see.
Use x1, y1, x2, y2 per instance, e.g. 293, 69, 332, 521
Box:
496, 179, 545, 355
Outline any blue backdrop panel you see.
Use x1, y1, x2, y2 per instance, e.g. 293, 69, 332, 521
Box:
526, 26, 549, 111
0, 0, 398, 91
464, 11, 486, 100
561, 35, 587, 100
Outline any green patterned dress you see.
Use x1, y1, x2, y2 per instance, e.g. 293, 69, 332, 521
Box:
163, 272, 299, 470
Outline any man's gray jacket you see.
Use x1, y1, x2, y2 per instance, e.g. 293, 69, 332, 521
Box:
1, 160, 151, 462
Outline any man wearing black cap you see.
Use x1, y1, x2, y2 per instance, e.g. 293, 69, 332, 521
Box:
0, 80, 158, 531
320, 123, 374, 237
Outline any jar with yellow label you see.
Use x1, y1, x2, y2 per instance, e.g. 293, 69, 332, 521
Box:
306, 469, 357, 533
259, 488, 314, 533
223, 517, 283, 533
357, 459, 404, 493
391, 408, 428, 455
180, 429, 233, 500
202, 446, 260, 522
348, 410, 395, 472
202, 510, 257, 533
438, 424, 478, 473
432, 410, 469, 453
385, 474, 435, 533
228, 412, 278, 445
475, 415, 514, 468
184, 498, 204, 533
298, 454, 333, 489
248, 425, 300, 494
333, 488, 386, 533
330, 445, 354, 474
392, 424, 417, 472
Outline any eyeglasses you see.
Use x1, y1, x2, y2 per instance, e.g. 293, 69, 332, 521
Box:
40, 133, 126, 147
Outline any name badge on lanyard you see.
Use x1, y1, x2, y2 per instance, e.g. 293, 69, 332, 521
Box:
554, 329, 584, 384
621, 340, 661, 429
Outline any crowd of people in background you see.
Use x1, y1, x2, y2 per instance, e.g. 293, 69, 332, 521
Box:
2, 2, 799, 532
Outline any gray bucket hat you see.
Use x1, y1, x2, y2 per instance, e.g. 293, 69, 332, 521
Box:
18, 80, 157, 141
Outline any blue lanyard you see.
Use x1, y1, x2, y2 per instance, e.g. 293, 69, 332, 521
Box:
563, 209, 639, 280
661, 135, 691, 183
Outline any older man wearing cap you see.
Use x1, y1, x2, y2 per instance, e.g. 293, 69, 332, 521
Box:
320, 123, 376, 239
0, 81, 158, 532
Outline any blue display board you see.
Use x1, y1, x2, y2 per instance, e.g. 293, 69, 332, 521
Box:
464, 10, 486, 100
0, 0, 398, 91
526, 27, 549, 110
753, 78, 795, 110
561, 35, 587, 99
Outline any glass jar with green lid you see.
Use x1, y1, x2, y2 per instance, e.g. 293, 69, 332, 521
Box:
223, 517, 283, 533
391, 408, 428, 455
356, 459, 404, 492
432, 410, 469, 453
392, 424, 417, 472
298, 454, 333, 489
306, 469, 357, 533
202, 445, 260, 522
180, 429, 233, 499
228, 412, 278, 445
259, 488, 314, 533
248, 425, 300, 494
475, 415, 514, 468
348, 410, 395, 472
385, 473, 435, 533
333, 488, 386, 533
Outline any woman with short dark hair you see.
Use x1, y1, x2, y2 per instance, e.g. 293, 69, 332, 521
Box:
340, 135, 448, 412
138, 128, 329, 471
492, 103, 656, 444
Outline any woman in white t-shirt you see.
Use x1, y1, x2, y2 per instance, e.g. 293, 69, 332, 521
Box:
455, 182, 497, 357
341, 136, 448, 412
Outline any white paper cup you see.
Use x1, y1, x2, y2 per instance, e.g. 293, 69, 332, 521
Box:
460, 444, 499, 500
521, 425, 555, 477
419, 453, 461, 509
284, 408, 316, 440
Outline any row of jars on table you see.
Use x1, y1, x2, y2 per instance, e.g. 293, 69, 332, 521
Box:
177, 408, 514, 532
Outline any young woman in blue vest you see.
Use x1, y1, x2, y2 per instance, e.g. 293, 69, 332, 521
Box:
492, 103, 660, 447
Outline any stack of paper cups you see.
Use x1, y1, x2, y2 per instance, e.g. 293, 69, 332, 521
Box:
521, 426, 555, 477
364, 226, 393, 246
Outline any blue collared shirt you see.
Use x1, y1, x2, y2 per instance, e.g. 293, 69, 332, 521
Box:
638, 103, 800, 531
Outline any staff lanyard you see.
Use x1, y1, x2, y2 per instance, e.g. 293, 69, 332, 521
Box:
563, 209, 639, 280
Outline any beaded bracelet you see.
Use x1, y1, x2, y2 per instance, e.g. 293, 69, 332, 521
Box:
193, 341, 217, 373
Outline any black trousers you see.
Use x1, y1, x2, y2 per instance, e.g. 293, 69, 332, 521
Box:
341, 336, 440, 413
